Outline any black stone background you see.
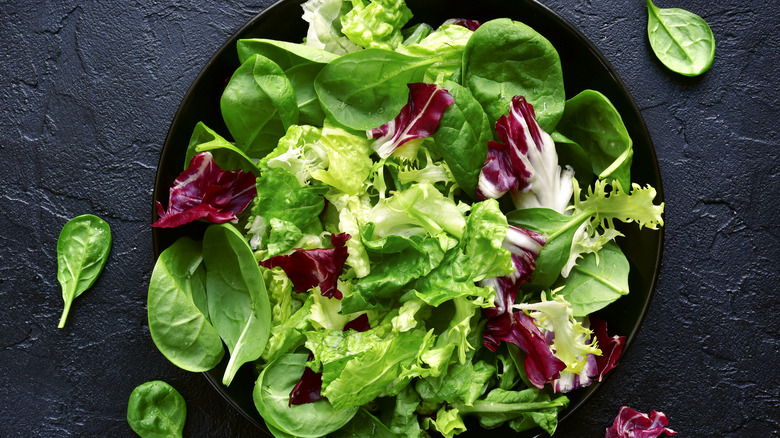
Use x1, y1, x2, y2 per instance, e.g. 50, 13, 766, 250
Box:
1, 0, 778, 436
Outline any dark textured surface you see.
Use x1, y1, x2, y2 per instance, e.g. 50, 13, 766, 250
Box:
0, 0, 777, 437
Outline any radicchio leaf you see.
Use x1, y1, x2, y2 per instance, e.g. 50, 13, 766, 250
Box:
476, 96, 574, 213
591, 315, 626, 382
605, 407, 677, 438
289, 353, 325, 406
289, 314, 370, 405
152, 152, 257, 228
259, 233, 350, 299
368, 83, 455, 158
503, 225, 546, 284
444, 18, 482, 31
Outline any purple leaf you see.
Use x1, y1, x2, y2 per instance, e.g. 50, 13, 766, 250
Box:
503, 225, 546, 284
259, 233, 350, 299
152, 152, 256, 228
591, 315, 626, 382
289, 355, 325, 406
476, 96, 573, 213
368, 83, 455, 158
605, 407, 677, 438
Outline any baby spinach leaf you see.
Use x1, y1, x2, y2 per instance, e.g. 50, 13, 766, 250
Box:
551, 131, 594, 185
507, 208, 592, 289
185, 122, 261, 175
220, 54, 298, 159
431, 80, 492, 199
236, 39, 336, 126
555, 241, 630, 317
236, 39, 339, 66
126, 380, 186, 438
462, 18, 565, 132
253, 353, 358, 437
203, 223, 271, 386
556, 90, 633, 190
148, 237, 224, 372
56, 214, 111, 328
647, 0, 715, 76
314, 48, 436, 130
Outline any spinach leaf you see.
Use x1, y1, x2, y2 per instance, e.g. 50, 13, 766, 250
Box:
556, 90, 633, 190
253, 353, 358, 437
185, 122, 261, 175
329, 408, 395, 438
56, 214, 111, 328
236, 39, 338, 66
314, 48, 436, 130
220, 54, 298, 159
237, 39, 337, 126
431, 80, 492, 199
203, 223, 271, 386
550, 131, 593, 185
148, 237, 224, 372
555, 241, 630, 317
507, 208, 592, 289
647, 0, 715, 76
126, 380, 186, 438
462, 18, 565, 132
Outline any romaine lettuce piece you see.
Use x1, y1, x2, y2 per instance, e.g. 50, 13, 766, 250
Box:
301, 0, 362, 55
340, 0, 413, 49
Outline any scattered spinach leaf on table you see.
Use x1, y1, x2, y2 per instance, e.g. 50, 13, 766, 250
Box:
56, 214, 111, 328
147, 236, 224, 372
127, 380, 186, 438
647, 0, 715, 76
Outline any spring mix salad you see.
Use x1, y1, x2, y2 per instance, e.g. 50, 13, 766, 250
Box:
148, 0, 664, 436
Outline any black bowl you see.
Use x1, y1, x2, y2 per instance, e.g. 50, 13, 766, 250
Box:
152, 0, 664, 436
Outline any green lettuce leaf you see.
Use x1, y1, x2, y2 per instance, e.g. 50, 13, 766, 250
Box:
309, 125, 373, 195
340, 0, 413, 49
252, 167, 328, 235
455, 387, 568, 435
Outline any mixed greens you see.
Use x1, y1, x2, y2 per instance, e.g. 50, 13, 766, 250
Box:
149, 0, 664, 436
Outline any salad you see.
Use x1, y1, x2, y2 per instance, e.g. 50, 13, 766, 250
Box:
148, 0, 664, 436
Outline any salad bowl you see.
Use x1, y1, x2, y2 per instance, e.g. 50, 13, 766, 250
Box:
152, 0, 664, 436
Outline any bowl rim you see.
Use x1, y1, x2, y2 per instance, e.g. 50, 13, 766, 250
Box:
152, 0, 665, 435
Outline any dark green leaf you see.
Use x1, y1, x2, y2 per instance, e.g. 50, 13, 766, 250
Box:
556, 90, 633, 189
126, 380, 186, 438
148, 237, 224, 372
462, 18, 565, 132
56, 214, 111, 328
329, 408, 395, 438
253, 353, 358, 437
507, 208, 592, 289
185, 122, 261, 175
555, 241, 630, 317
431, 80, 491, 199
220, 54, 298, 158
314, 48, 435, 130
203, 223, 271, 386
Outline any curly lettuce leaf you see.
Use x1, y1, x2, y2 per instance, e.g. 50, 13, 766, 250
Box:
340, 0, 413, 49
301, 0, 362, 55
310, 125, 373, 195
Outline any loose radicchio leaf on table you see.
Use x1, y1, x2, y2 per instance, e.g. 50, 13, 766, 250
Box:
591, 315, 626, 382
289, 314, 370, 406
152, 152, 257, 228
259, 233, 350, 299
605, 406, 677, 438
368, 83, 455, 158
476, 96, 574, 213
